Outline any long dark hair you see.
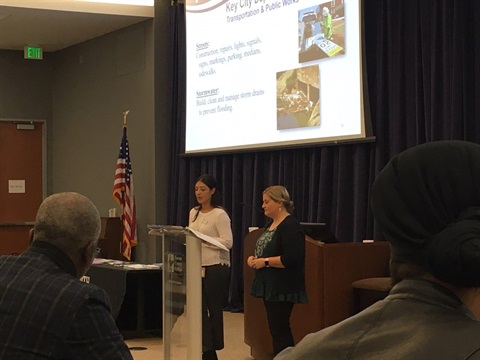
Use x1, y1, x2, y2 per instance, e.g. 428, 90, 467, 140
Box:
192, 174, 224, 222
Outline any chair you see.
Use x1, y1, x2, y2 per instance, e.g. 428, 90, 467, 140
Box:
351, 277, 392, 314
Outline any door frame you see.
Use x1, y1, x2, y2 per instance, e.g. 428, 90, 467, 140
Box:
0, 118, 47, 200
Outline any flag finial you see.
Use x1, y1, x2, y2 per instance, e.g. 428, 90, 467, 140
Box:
122, 110, 130, 125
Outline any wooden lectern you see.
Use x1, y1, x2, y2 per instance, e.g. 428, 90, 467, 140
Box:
98, 217, 124, 260
244, 229, 391, 360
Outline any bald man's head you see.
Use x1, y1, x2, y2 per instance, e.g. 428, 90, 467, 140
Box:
33, 192, 101, 276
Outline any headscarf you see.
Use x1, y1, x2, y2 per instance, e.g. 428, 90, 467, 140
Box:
371, 140, 480, 287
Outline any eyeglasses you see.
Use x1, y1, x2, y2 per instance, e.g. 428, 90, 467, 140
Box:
94, 247, 102, 258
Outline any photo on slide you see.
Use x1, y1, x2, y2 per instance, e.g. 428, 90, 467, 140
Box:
276, 65, 320, 130
298, 1, 345, 63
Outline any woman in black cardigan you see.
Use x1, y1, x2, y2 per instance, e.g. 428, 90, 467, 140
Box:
247, 185, 307, 356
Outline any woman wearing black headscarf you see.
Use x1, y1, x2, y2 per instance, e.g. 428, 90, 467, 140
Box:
371, 140, 480, 287
275, 140, 480, 360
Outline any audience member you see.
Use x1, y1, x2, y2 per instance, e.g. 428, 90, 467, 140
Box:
275, 140, 480, 359
0, 192, 133, 359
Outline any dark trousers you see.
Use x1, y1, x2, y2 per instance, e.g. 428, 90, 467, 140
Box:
202, 264, 230, 352
263, 300, 295, 356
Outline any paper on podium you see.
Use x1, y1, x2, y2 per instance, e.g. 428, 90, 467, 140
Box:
148, 224, 185, 232
186, 227, 229, 251
148, 225, 229, 251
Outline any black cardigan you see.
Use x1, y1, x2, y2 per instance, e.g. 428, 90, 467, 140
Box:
252, 215, 307, 297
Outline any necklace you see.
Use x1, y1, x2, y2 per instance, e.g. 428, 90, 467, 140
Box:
269, 214, 289, 230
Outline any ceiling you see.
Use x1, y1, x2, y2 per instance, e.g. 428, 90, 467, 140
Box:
0, 1, 154, 52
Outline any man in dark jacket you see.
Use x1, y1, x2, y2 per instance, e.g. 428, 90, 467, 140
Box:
0, 192, 133, 359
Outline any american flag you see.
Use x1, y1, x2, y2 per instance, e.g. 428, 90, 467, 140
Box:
113, 124, 137, 260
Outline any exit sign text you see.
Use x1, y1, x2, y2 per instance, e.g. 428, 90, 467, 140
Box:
24, 46, 43, 60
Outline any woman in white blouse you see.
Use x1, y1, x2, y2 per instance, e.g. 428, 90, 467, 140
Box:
188, 174, 233, 360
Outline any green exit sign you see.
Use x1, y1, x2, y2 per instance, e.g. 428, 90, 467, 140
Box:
24, 46, 43, 60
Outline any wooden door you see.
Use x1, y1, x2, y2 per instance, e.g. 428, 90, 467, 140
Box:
0, 120, 45, 255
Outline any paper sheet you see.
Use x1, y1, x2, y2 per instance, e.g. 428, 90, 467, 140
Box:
186, 227, 229, 251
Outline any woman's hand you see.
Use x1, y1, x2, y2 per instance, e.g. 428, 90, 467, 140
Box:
248, 256, 269, 269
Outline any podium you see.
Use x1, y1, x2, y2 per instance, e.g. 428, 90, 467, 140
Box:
98, 217, 123, 260
148, 225, 228, 360
244, 229, 390, 360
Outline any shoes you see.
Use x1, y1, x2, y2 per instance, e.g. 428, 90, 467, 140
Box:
202, 349, 218, 360
230, 306, 244, 313
223, 304, 244, 313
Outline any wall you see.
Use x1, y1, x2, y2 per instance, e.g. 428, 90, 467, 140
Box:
50, 20, 156, 262
0, 50, 53, 120
0, 18, 168, 263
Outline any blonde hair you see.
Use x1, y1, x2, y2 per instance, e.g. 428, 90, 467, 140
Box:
263, 185, 295, 213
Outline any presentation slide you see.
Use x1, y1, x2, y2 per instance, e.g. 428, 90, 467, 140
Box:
185, 0, 365, 154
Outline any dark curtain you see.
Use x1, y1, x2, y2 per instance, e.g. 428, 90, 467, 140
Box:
166, 0, 480, 310
167, 2, 187, 222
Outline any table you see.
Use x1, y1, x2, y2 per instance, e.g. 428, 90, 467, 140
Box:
86, 263, 163, 339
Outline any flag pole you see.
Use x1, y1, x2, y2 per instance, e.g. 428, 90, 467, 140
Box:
123, 109, 130, 125
113, 109, 137, 261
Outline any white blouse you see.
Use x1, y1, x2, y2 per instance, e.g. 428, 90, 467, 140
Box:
188, 207, 233, 266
